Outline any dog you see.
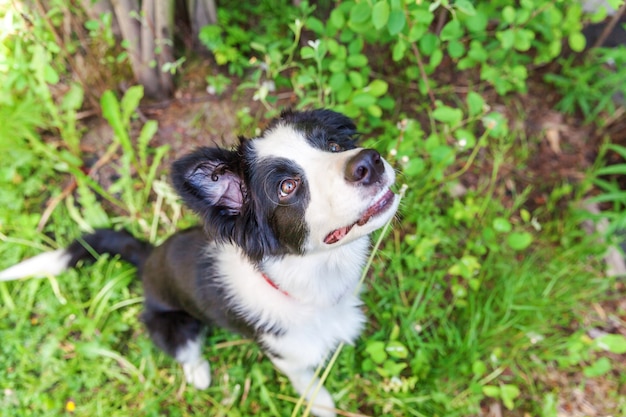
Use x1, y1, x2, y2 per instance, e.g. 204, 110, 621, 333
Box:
0, 109, 400, 417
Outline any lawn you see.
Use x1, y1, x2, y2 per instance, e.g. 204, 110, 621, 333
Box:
1, 1, 626, 416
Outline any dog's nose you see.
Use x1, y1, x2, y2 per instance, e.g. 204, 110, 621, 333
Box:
345, 149, 385, 185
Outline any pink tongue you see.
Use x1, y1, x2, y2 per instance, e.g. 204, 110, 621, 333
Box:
324, 225, 354, 244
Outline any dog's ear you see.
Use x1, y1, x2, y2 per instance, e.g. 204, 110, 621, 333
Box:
171, 147, 245, 238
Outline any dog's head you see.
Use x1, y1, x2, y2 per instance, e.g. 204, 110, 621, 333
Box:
172, 109, 399, 261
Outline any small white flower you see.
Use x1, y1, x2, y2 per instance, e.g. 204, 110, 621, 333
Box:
307, 39, 321, 50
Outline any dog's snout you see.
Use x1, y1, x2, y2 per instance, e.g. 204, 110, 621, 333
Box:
345, 149, 385, 185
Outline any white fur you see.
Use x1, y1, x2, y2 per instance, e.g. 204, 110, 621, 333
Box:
213, 238, 370, 417
0, 249, 72, 281
230, 124, 399, 416
271, 356, 337, 417
253, 124, 399, 251
215, 237, 368, 340
176, 338, 211, 389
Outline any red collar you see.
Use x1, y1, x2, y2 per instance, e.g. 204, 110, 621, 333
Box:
261, 272, 289, 297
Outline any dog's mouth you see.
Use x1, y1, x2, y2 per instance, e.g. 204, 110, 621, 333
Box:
324, 189, 396, 245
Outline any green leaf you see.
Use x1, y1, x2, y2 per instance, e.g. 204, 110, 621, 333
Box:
404, 157, 425, 176
482, 385, 500, 398
430, 145, 455, 166
349, 71, 364, 88
329, 72, 347, 91
568, 32, 586, 52
497, 29, 515, 49
61, 83, 84, 112
330, 8, 346, 29
43, 65, 59, 85
366, 341, 387, 364
306, 16, 325, 34
440, 19, 462, 41
372, 1, 390, 30
432, 105, 463, 126
347, 54, 368, 67
329, 59, 346, 73
606, 144, 626, 160
466, 91, 485, 116
593, 334, 626, 354
465, 9, 488, 32
482, 112, 509, 137
368, 104, 383, 118
500, 384, 520, 410
350, 2, 371, 24
120, 85, 144, 123
583, 357, 612, 377
387, 9, 406, 35
502, 6, 516, 23
408, 23, 428, 42
301, 46, 315, 59
138, 120, 158, 169
507, 232, 533, 251
352, 92, 377, 107
472, 360, 487, 377
101, 90, 123, 134
393, 38, 407, 61
455, 0, 476, 16
412, 8, 435, 24
419, 33, 438, 55
514, 29, 535, 51
454, 129, 475, 148
447, 40, 465, 58
595, 164, 626, 176
385, 341, 409, 359
493, 217, 512, 233
366, 79, 388, 97
379, 359, 407, 377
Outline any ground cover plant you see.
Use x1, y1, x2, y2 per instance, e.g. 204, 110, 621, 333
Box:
1, 0, 626, 416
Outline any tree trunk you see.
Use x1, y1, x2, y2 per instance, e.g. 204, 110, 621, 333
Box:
110, 0, 163, 99
80, 0, 120, 37
155, 0, 175, 96
187, 0, 217, 52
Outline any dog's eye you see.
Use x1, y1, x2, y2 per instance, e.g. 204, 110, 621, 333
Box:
328, 142, 342, 152
279, 178, 299, 198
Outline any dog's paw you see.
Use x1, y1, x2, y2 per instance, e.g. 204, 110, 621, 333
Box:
182, 359, 211, 390
309, 387, 336, 417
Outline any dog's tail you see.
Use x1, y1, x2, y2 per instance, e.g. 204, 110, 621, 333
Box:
0, 229, 153, 281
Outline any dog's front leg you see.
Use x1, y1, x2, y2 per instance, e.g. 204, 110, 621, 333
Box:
269, 356, 336, 417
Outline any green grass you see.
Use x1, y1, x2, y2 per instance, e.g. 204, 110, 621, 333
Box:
0, 142, 614, 416
1, 1, 624, 416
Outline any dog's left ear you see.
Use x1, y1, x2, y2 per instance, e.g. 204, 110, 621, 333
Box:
171, 147, 245, 238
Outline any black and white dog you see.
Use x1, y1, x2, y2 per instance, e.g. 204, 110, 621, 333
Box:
0, 109, 399, 417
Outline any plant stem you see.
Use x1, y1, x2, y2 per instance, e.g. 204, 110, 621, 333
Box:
410, 42, 437, 106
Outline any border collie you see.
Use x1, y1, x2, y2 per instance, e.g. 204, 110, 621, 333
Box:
0, 109, 400, 417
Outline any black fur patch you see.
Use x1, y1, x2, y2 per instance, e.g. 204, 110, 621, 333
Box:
66, 229, 153, 271
271, 108, 359, 152
246, 157, 310, 256
141, 309, 204, 357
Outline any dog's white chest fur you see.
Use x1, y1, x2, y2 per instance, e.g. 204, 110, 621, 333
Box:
215, 237, 370, 366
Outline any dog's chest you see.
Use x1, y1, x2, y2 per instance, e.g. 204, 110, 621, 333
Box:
259, 293, 365, 367
212, 242, 369, 363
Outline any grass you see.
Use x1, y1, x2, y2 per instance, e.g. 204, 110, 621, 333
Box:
0, 130, 615, 416
1, 2, 625, 416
